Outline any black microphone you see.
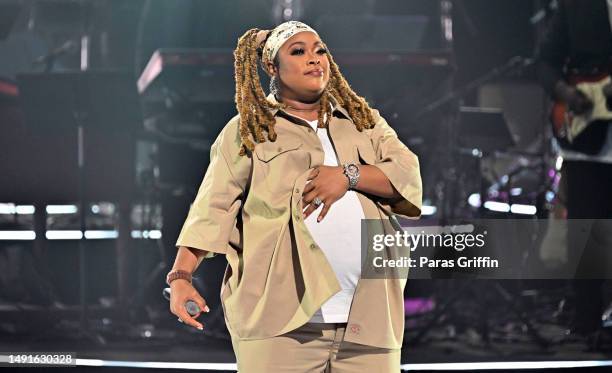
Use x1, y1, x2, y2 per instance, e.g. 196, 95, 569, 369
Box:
162, 287, 201, 317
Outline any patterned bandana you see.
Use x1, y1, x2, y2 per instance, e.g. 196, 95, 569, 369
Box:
260, 21, 320, 73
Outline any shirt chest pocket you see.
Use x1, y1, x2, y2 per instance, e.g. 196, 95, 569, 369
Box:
254, 141, 303, 163
252, 140, 310, 195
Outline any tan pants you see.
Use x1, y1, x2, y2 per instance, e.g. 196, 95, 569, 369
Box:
230, 322, 401, 372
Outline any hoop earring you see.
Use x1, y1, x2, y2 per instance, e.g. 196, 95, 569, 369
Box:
269, 75, 281, 97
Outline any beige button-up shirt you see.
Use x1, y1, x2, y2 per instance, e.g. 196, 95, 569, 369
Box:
176, 93, 422, 349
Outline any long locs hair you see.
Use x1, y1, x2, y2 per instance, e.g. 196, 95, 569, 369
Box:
233, 28, 375, 156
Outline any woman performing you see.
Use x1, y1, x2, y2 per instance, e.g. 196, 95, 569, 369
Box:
167, 20, 422, 372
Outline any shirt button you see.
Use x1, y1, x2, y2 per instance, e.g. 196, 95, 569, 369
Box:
309, 243, 316, 249
277, 146, 283, 152
349, 324, 361, 334
315, 147, 322, 152
294, 188, 300, 193
308, 128, 314, 133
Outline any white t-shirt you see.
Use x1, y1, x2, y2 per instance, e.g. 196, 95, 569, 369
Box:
299, 117, 365, 323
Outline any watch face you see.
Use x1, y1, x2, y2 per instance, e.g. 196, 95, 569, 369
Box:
347, 164, 359, 175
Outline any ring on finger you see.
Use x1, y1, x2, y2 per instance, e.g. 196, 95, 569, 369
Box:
178, 317, 183, 323
313, 197, 323, 207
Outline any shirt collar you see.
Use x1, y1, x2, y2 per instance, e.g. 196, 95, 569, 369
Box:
265, 92, 352, 121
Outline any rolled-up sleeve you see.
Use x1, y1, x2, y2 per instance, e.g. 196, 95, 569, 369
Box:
368, 109, 422, 220
175, 116, 251, 258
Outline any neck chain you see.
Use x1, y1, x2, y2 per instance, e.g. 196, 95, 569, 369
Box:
283, 104, 321, 112
275, 94, 322, 112
276, 97, 327, 130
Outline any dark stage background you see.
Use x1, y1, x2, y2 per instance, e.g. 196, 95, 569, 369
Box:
0, 0, 611, 371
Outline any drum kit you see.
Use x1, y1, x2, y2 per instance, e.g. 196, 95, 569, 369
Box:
399, 55, 582, 351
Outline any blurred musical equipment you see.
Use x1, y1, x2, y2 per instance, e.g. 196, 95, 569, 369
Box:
458, 106, 516, 153
550, 74, 612, 146
136, 47, 454, 190
5, 71, 139, 203
315, 14, 430, 52
13, 70, 141, 344
0, 78, 18, 99
137, 48, 453, 104
0, 1, 20, 41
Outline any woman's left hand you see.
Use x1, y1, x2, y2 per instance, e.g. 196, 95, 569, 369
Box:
302, 166, 349, 222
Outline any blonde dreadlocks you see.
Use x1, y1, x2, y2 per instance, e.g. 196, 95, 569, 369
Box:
233, 28, 376, 156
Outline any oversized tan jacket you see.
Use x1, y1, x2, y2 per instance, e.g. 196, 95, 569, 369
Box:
176, 93, 422, 349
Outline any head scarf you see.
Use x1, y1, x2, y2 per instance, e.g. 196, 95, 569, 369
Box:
260, 21, 320, 74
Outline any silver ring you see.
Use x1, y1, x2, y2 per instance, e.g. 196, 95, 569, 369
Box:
178, 317, 183, 323
313, 197, 323, 207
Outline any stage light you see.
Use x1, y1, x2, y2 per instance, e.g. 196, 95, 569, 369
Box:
84, 230, 119, 239
46, 230, 83, 240
510, 203, 537, 215
46, 205, 78, 214
0, 231, 36, 240
421, 205, 437, 215
483, 201, 510, 213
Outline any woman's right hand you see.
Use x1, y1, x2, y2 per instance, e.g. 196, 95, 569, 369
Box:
169, 279, 210, 330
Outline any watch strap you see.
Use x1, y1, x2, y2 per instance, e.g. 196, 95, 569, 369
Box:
342, 163, 360, 190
